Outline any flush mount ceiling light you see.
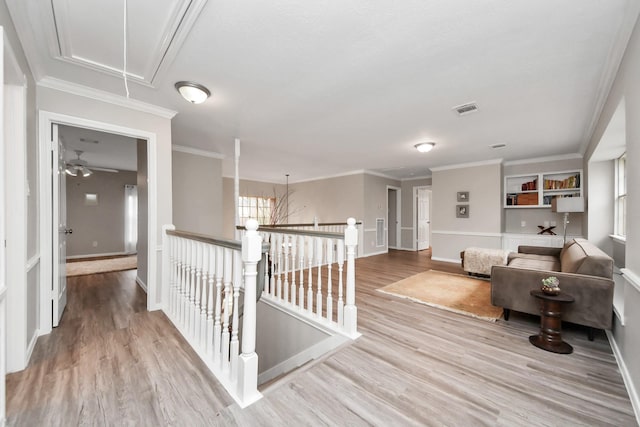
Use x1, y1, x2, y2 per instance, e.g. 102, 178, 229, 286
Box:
415, 142, 436, 153
175, 81, 211, 104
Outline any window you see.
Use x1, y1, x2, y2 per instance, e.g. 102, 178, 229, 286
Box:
615, 153, 626, 237
239, 196, 275, 225
124, 185, 138, 253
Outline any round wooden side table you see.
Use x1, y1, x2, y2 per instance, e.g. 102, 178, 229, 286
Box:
529, 290, 574, 354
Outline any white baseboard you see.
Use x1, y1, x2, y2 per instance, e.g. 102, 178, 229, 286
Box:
66, 251, 129, 260
26, 329, 39, 364
361, 250, 388, 258
258, 334, 348, 386
606, 330, 640, 425
136, 276, 147, 293
431, 256, 461, 264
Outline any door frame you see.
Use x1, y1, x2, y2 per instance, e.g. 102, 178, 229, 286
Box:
386, 185, 401, 250
413, 186, 432, 251
39, 111, 158, 334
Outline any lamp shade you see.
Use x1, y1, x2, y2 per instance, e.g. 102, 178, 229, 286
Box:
552, 196, 584, 213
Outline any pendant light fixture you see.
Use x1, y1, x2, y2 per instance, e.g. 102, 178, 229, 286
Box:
175, 81, 211, 104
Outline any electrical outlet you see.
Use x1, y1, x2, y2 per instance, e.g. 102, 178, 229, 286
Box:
92, 241, 98, 247
550, 221, 556, 227
521, 221, 526, 227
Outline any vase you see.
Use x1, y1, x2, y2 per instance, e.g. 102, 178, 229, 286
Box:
541, 285, 561, 296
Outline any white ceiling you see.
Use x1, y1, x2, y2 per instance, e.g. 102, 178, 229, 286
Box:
6, 0, 638, 183
59, 125, 138, 171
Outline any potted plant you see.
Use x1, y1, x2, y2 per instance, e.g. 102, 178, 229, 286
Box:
541, 276, 561, 296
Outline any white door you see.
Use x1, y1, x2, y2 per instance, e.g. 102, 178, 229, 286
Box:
0, 28, 7, 424
417, 188, 431, 250
52, 123, 68, 327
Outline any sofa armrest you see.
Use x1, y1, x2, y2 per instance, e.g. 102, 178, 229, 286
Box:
517, 245, 561, 257
491, 265, 614, 329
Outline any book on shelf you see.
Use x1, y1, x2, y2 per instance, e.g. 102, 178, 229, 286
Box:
543, 174, 580, 190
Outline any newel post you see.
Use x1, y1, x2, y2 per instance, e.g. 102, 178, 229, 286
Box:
237, 219, 263, 407
161, 224, 175, 311
343, 217, 359, 337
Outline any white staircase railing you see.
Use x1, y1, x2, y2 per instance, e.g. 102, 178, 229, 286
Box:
249, 218, 360, 338
161, 220, 266, 408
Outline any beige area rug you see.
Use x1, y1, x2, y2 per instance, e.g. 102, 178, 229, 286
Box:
377, 270, 503, 321
66, 255, 137, 277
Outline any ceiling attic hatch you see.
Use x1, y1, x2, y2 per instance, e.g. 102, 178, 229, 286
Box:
453, 102, 479, 116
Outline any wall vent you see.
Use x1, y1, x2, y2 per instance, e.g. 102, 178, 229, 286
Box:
490, 143, 506, 149
376, 218, 385, 247
452, 102, 478, 116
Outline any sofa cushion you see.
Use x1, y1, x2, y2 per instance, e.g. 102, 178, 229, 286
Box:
560, 241, 586, 273
559, 239, 576, 260
508, 257, 560, 272
508, 253, 559, 263
572, 239, 614, 279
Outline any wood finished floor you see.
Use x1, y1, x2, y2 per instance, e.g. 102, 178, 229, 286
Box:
7, 251, 638, 426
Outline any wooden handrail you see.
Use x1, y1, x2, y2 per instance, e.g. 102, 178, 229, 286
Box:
235, 221, 362, 228
167, 229, 270, 252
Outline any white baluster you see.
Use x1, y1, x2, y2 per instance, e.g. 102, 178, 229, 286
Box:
200, 243, 209, 350
283, 235, 289, 303
189, 240, 197, 339
269, 234, 277, 297
222, 247, 233, 371
213, 246, 224, 364
276, 234, 283, 300
316, 237, 323, 317
337, 239, 345, 327
290, 236, 297, 306
182, 239, 190, 329
206, 244, 215, 355
307, 236, 314, 313
194, 242, 203, 345
344, 218, 358, 336
326, 238, 333, 323
298, 235, 305, 310
230, 250, 242, 380
172, 235, 179, 319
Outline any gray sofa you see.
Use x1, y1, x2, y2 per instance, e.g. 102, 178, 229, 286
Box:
491, 238, 614, 337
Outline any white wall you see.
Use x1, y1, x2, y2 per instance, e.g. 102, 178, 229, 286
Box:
587, 160, 615, 255
172, 150, 222, 236
584, 11, 640, 420
37, 86, 173, 310
363, 173, 401, 255
431, 161, 502, 262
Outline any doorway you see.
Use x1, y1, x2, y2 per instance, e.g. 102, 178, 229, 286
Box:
387, 186, 401, 249
39, 111, 157, 335
415, 187, 431, 251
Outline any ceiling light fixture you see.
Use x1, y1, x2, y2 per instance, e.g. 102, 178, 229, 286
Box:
415, 142, 436, 153
175, 81, 211, 104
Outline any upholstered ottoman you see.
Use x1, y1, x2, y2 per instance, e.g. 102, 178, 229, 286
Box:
460, 247, 510, 276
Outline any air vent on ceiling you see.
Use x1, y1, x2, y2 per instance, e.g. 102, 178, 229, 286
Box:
453, 102, 478, 116
490, 143, 507, 149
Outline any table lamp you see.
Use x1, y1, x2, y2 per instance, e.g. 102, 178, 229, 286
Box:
552, 197, 585, 244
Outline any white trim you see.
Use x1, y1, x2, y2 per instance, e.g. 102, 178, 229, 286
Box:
580, 1, 640, 155
606, 330, 640, 425
610, 234, 627, 244
502, 153, 583, 166
26, 255, 40, 272
66, 251, 128, 260
400, 174, 432, 182
172, 145, 225, 159
136, 276, 148, 293
432, 230, 503, 238
25, 329, 39, 365
290, 169, 367, 184
363, 228, 377, 233
364, 170, 401, 181
429, 158, 502, 172
37, 77, 177, 119
431, 256, 461, 264
361, 250, 388, 258
401, 227, 414, 230
621, 268, 640, 294
39, 111, 159, 333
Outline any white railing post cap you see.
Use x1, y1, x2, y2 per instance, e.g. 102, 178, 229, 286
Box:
345, 217, 358, 246
242, 218, 263, 263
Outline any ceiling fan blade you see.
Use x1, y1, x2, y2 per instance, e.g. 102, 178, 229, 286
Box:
89, 166, 119, 173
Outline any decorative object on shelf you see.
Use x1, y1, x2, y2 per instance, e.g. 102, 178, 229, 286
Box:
456, 205, 469, 218
457, 191, 469, 202
521, 179, 537, 191
541, 276, 561, 295
537, 225, 556, 235
552, 196, 585, 244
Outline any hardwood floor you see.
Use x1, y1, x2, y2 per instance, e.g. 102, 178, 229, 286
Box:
7, 250, 637, 426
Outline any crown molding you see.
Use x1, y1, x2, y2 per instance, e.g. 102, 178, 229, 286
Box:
429, 158, 503, 172
172, 145, 225, 159
503, 153, 583, 167
401, 174, 432, 182
289, 169, 367, 184
580, 1, 640, 154
37, 77, 178, 119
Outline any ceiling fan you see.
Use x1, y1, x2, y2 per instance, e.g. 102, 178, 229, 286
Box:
64, 150, 118, 177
